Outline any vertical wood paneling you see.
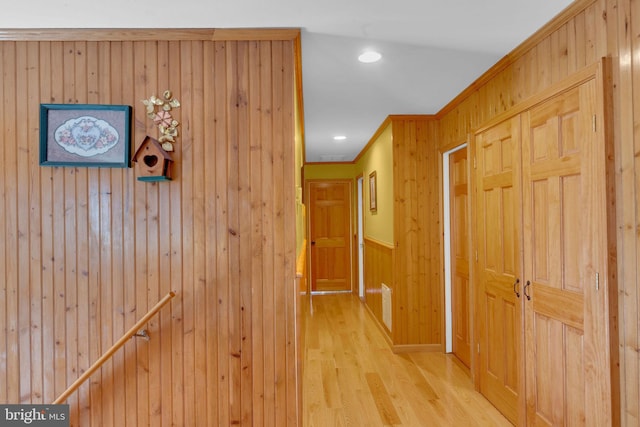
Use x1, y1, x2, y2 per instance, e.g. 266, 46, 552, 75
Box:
130, 40, 146, 427
237, 40, 253, 426
433, 0, 640, 423
4, 41, 19, 405
258, 39, 276, 427
416, 119, 431, 343
214, 39, 230, 427
202, 39, 218, 427
0, 31, 299, 427
191, 39, 208, 427
148, 40, 163, 427
248, 39, 265, 427
363, 238, 394, 336
0, 40, 6, 405
16, 41, 32, 412
392, 117, 440, 346
86, 42, 100, 427
178, 39, 195, 427
167, 39, 184, 427
281, 42, 298, 425
393, 120, 410, 345
39, 41, 55, 408
226, 39, 241, 426
76, 48, 91, 421
64, 41, 79, 424
27, 41, 44, 408
148, 40, 165, 427
623, 0, 640, 423
51, 42, 67, 408
118, 41, 136, 427
272, 41, 289, 427
100, 43, 113, 427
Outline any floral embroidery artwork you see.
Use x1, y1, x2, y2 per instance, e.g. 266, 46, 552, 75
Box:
54, 116, 120, 157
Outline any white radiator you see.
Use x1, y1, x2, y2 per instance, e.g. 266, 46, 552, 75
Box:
381, 283, 392, 331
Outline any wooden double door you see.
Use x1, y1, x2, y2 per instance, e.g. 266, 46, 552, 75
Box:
475, 67, 613, 426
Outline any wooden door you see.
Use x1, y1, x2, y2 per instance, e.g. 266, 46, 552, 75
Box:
449, 147, 471, 368
521, 79, 612, 426
309, 181, 352, 292
475, 116, 522, 424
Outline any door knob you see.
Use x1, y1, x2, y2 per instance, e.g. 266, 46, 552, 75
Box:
513, 278, 520, 298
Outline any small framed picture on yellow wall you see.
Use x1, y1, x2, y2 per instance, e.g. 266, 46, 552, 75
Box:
369, 171, 377, 212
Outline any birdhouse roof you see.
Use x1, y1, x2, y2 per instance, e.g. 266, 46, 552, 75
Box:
132, 136, 174, 162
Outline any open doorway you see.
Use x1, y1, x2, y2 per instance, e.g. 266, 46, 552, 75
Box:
443, 144, 471, 368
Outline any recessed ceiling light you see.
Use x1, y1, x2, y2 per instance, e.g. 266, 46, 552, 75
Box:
333, 135, 347, 141
358, 50, 382, 63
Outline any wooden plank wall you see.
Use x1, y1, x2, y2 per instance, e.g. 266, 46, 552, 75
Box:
390, 116, 441, 347
0, 30, 299, 426
431, 0, 638, 423
613, 0, 640, 424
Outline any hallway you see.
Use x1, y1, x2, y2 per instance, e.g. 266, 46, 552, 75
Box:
302, 294, 512, 426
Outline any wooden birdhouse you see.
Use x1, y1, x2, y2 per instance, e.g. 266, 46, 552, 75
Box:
132, 136, 174, 181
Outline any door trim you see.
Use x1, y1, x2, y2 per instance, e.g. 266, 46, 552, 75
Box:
442, 143, 468, 355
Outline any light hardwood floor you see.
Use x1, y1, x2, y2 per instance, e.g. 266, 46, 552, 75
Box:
303, 293, 512, 426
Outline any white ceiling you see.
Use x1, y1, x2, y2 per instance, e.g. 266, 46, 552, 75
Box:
2, 0, 574, 162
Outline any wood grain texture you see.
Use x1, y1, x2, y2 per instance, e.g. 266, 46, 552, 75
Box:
304, 0, 630, 421
615, 0, 640, 425
0, 28, 300, 42
475, 116, 522, 424
303, 293, 512, 426
520, 77, 613, 426
449, 147, 471, 368
0, 32, 300, 426
308, 181, 353, 292
434, 0, 636, 423
391, 116, 441, 346
363, 237, 393, 337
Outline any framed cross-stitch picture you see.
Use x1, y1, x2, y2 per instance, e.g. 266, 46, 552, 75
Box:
40, 104, 132, 168
369, 171, 377, 212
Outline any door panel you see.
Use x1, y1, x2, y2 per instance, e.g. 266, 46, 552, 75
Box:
449, 147, 471, 368
473, 67, 613, 426
475, 117, 522, 424
521, 81, 601, 426
309, 181, 352, 292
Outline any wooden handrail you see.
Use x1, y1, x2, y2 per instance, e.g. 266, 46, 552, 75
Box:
53, 291, 176, 404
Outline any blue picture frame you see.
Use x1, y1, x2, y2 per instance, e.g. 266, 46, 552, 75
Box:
40, 104, 132, 168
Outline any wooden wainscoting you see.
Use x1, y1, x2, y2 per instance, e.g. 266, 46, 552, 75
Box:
363, 237, 394, 338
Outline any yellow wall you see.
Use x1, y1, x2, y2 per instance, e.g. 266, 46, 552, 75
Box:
302, 123, 394, 247
304, 162, 356, 180
355, 123, 394, 246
